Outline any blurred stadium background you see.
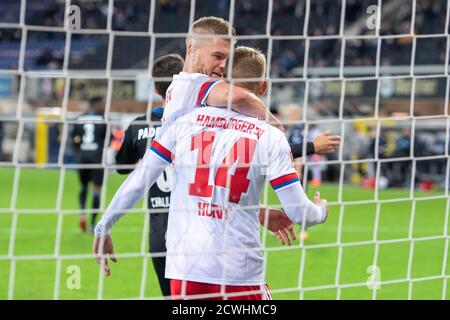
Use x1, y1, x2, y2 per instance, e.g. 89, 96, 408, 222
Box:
0, 0, 450, 300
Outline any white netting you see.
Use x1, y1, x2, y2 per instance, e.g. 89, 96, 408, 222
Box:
0, 0, 449, 300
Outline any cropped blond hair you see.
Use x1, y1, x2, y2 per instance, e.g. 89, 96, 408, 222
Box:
231, 46, 266, 93
188, 16, 235, 43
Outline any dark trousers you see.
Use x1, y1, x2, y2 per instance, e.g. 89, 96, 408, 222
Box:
149, 211, 170, 297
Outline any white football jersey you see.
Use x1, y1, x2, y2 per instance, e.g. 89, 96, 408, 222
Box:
96, 73, 325, 286
151, 107, 299, 286
162, 72, 223, 123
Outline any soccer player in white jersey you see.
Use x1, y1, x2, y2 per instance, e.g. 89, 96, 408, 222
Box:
93, 47, 328, 300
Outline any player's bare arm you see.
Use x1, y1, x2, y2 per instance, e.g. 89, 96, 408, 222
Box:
205, 82, 283, 131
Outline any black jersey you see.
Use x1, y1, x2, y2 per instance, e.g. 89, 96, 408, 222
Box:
71, 111, 107, 164
285, 124, 315, 158
115, 108, 171, 210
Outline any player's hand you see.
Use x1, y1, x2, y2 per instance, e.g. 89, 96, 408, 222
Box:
274, 225, 296, 246
313, 191, 329, 223
312, 130, 340, 154
259, 208, 296, 245
93, 234, 117, 276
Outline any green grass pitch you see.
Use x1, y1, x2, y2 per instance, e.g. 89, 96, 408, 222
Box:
0, 167, 449, 300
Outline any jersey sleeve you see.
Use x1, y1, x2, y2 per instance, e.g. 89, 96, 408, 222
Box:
149, 114, 177, 164
275, 183, 327, 226
94, 113, 182, 236
195, 79, 223, 108
267, 130, 326, 227
267, 131, 300, 191
94, 149, 169, 236
95, 115, 182, 236
289, 141, 315, 158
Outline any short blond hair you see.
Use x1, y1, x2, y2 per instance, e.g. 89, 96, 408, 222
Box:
189, 16, 236, 41
231, 46, 266, 93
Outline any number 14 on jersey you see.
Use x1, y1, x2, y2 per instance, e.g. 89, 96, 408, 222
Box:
189, 131, 257, 204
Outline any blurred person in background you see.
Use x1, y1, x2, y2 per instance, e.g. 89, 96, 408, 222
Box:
308, 124, 325, 187
279, 103, 340, 171
279, 103, 305, 177
391, 127, 412, 188
71, 96, 108, 233
393, 127, 429, 189
344, 124, 371, 186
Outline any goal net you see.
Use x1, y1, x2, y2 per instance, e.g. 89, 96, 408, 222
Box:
0, 0, 449, 300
